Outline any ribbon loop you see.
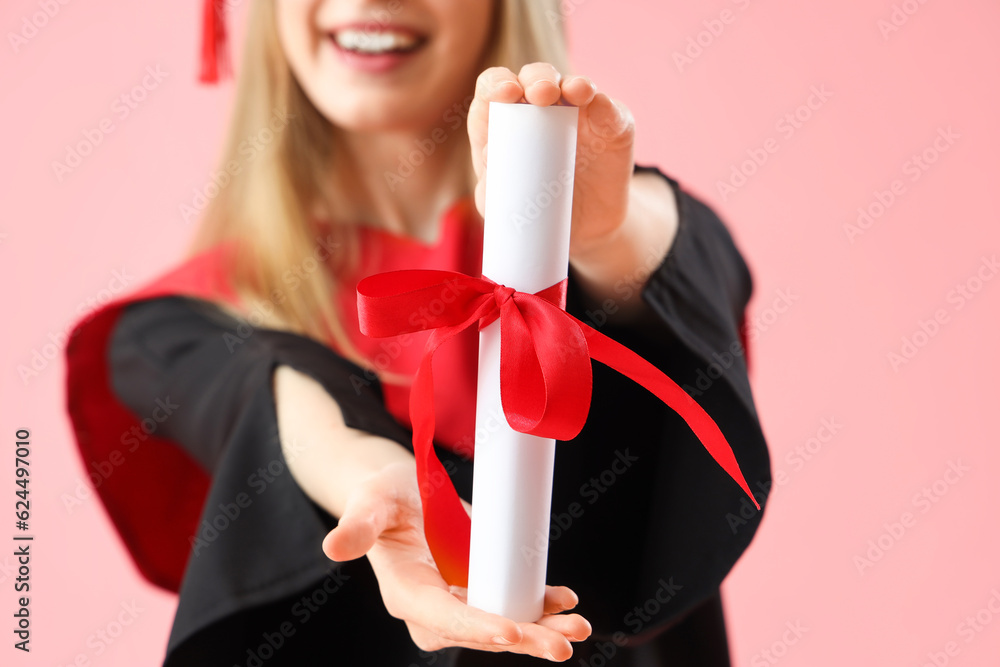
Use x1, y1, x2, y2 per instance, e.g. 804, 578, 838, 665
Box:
499, 292, 592, 439
356, 269, 758, 587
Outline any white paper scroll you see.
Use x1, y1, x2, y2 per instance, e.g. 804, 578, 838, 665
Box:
467, 102, 579, 622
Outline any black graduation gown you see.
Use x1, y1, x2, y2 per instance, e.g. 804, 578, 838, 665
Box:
106, 166, 771, 666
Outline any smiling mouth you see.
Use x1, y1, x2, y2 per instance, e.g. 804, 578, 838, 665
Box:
331, 27, 426, 56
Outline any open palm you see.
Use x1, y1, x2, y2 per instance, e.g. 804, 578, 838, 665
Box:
322, 461, 591, 661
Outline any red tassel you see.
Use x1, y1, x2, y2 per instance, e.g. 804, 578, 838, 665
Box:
199, 0, 230, 84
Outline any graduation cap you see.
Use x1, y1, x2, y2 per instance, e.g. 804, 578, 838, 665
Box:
199, 0, 231, 83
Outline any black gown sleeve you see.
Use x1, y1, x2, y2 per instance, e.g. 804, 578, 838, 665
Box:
108, 164, 769, 666
108, 296, 469, 666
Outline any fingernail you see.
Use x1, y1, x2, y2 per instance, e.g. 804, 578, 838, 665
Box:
493, 635, 515, 645
493, 80, 520, 97
544, 651, 557, 661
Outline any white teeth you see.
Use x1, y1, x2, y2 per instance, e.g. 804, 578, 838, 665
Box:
334, 28, 418, 54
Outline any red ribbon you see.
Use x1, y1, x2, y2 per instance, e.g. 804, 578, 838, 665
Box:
357, 270, 759, 587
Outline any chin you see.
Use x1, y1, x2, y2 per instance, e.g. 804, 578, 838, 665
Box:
316, 85, 455, 135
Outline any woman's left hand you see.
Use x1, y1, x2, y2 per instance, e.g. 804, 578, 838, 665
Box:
467, 63, 637, 260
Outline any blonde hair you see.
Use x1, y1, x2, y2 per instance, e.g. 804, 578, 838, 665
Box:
191, 0, 570, 363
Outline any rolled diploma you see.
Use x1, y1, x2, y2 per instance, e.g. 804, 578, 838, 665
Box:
468, 102, 579, 622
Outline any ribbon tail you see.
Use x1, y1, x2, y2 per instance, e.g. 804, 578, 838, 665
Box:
578, 321, 760, 510
407, 297, 497, 587
410, 338, 472, 587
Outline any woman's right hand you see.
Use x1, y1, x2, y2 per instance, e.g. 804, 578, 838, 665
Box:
274, 366, 591, 659
322, 460, 592, 662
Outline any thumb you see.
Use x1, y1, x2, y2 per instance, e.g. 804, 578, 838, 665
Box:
322, 490, 390, 562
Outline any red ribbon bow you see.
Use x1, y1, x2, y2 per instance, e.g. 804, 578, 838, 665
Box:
357, 270, 758, 587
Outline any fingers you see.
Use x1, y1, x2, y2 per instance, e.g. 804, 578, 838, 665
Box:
560, 74, 597, 107
468, 64, 613, 187
474, 172, 486, 219
536, 613, 592, 643
543, 585, 579, 615
407, 615, 584, 662
322, 486, 389, 562
394, 584, 523, 647
518, 62, 562, 106
467, 64, 565, 179
396, 584, 590, 661
468, 66, 523, 178
584, 92, 634, 142
474, 66, 524, 104
388, 580, 588, 660
517, 621, 575, 661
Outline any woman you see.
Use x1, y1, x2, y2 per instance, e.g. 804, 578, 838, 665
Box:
65, 0, 771, 664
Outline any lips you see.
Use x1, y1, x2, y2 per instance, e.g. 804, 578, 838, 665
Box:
329, 24, 427, 73
333, 26, 424, 53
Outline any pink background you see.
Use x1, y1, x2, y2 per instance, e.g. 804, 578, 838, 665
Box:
3, 0, 999, 664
